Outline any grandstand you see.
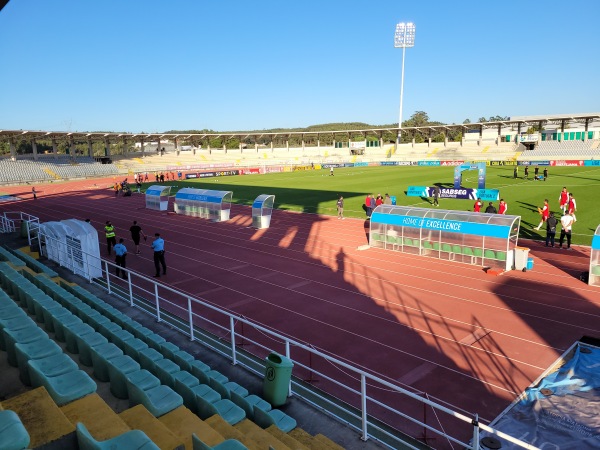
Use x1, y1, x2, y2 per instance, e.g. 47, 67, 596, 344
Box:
0, 240, 359, 450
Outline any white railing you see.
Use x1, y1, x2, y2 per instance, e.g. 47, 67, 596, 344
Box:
1, 212, 40, 247
32, 229, 538, 450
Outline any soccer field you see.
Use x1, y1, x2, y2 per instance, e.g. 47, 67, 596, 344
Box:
154, 165, 600, 246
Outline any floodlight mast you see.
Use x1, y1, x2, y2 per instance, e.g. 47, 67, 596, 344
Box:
394, 22, 415, 144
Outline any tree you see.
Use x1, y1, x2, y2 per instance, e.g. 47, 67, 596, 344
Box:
463, 119, 471, 124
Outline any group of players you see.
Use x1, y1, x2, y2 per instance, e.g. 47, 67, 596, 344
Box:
535, 187, 577, 249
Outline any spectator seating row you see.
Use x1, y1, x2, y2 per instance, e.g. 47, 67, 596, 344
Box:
0, 389, 30, 450
0, 157, 119, 183
371, 234, 508, 266
0, 263, 97, 406
6, 247, 58, 278
0, 247, 297, 434
1, 261, 252, 449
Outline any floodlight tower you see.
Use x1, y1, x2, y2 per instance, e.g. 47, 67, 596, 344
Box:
394, 22, 415, 143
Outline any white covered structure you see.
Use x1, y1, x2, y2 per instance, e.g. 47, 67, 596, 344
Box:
174, 188, 232, 222
145, 185, 171, 211
39, 219, 102, 279
252, 194, 275, 229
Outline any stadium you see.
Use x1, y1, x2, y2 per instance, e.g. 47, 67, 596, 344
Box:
0, 111, 599, 450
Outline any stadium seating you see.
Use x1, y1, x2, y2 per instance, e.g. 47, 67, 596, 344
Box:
76, 422, 160, 450
0, 409, 30, 450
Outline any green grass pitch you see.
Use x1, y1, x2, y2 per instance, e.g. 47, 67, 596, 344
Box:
150, 165, 600, 246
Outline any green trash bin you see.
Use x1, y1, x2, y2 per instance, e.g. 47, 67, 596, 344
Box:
263, 352, 294, 407
20, 220, 29, 238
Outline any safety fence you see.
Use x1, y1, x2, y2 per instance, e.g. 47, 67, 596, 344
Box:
1, 214, 539, 450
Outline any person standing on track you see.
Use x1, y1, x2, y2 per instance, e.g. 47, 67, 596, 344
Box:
151, 233, 167, 277
104, 221, 116, 256
336, 196, 344, 219
114, 239, 128, 279
559, 211, 574, 250
129, 220, 147, 254
432, 185, 440, 207
545, 212, 558, 247
32, 187, 37, 200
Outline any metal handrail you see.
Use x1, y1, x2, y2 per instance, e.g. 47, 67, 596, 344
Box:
30, 225, 538, 450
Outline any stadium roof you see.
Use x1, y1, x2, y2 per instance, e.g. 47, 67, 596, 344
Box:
1, 113, 599, 144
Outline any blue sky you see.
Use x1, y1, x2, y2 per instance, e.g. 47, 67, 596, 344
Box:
1, 1, 598, 133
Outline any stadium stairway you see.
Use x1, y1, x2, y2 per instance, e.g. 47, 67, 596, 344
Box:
0, 245, 351, 450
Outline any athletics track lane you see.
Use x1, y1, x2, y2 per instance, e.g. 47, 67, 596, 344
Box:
2, 179, 598, 445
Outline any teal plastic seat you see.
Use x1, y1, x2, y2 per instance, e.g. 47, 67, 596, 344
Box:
195, 395, 245, 425
190, 359, 211, 378
106, 355, 141, 399
179, 383, 221, 413
4, 326, 49, 367
126, 369, 161, 394
21, 352, 78, 386
142, 332, 166, 351
76, 332, 108, 367
0, 410, 30, 450
28, 361, 97, 406
192, 434, 248, 450
76, 422, 159, 450
159, 342, 180, 361
15, 339, 63, 385
194, 368, 228, 386
90, 342, 124, 382
209, 378, 248, 400
172, 350, 195, 372
138, 347, 164, 371
110, 329, 135, 349
132, 326, 155, 341
0, 315, 37, 352
64, 322, 95, 354
53, 313, 83, 343
253, 406, 297, 432
152, 359, 181, 388
126, 378, 183, 418
230, 391, 271, 421
122, 337, 149, 360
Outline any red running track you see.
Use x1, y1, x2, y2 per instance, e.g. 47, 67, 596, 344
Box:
2, 179, 599, 445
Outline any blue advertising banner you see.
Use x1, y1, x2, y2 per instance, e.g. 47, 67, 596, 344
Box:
371, 213, 511, 238
418, 161, 441, 166
175, 193, 221, 203
145, 189, 162, 196
354, 162, 368, 167
380, 161, 399, 166
592, 235, 600, 250
518, 161, 551, 166
584, 160, 600, 166
406, 186, 499, 201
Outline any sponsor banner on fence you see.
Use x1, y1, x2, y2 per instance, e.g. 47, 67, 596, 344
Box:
584, 160, 600, 166
239, 168, 261, 175
371, 213, 511, 238
418, 161, 441, 166
550, 160, 585, 167
185, 170, 239, 179
406, 186, 499, 201
380, 161, 399, 166
397, 161, 413, 166
168, 163, 232, 171
354, 162, 368, 167
488, 161, 517, 166
321, 163, 346, 169
292, 165, 313, 171
518, 161, 551, 166
264, 166, 284, 173
440, 160, 465, 166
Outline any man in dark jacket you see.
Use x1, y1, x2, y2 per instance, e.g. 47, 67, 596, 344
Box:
545, 212, 558, 247
485, 202, 497, 214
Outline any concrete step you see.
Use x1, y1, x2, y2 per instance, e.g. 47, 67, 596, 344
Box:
205, 415, 262, 450
314, 433, 345, 450
288, 427, 345, 450
1, 386, 75, 449
232, 417, 293, 450
159, 405, 223, 450
60, 393, 131, 441
119, 404, 185, 450
265, 425, 310, 450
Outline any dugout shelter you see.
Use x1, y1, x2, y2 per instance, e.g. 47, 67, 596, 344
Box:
369, 205, 520, 271
174, 188, 232, 222
145, 185, 171, 211
589, 225, 600, 287
252, 194, 275, 229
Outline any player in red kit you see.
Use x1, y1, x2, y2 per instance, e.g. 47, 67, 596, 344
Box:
535, 199, 550, 230
473, 198, 483, 212
498, 199, 507, 215
559, 187, 569, 214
